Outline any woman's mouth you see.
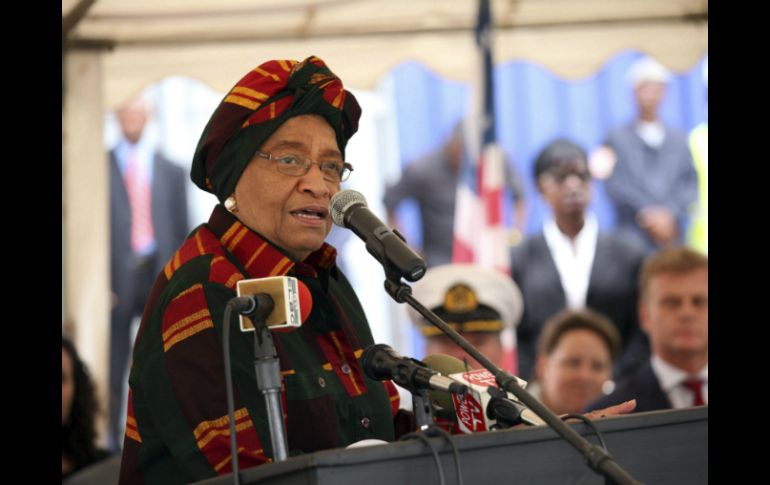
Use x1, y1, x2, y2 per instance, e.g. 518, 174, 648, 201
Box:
290, 207, 328, 225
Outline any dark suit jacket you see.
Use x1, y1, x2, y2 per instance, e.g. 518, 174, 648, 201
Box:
511, 232, 647, 380
109, 150, 190, 303
586, 360, 671, 413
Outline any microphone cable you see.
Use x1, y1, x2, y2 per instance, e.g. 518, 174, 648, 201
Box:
222, 302, 242, 485
399, 431, 445, 485
425, 425, 464, 485
399, 424, 465, 485
561, 413, 608, 451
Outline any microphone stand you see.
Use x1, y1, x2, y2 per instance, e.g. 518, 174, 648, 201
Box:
412, 389, 435, 431
381, 264, 642, 485
248, 299, 290, 463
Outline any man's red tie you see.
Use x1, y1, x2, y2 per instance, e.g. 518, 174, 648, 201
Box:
682, 378, 705, 406
124, 148, 154, 254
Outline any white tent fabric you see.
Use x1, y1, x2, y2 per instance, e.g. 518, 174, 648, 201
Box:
64, 0, 708, 108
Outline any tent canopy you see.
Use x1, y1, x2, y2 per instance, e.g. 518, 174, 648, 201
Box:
63, 0, 708, 108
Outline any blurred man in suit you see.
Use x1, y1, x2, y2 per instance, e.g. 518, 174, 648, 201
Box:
587, 246, 707, 412
384, 122, 527, 268
108, 93, 190, 449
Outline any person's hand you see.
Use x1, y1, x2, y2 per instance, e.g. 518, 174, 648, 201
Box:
638, 207, 677, 244
511, 400, 637, 429
581, 399, 637, 420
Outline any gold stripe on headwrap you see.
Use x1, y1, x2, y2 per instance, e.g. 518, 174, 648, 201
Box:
224, 94, 259, 111
253, 67, 282, 82
232, 86, 270, 101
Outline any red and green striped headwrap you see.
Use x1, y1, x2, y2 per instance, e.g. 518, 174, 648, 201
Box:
191, 55, 361, 201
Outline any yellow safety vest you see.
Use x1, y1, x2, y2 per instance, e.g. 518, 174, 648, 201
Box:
688, 122, 708, 254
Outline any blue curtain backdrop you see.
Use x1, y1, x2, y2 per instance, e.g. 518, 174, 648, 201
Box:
385, 50, 708, 239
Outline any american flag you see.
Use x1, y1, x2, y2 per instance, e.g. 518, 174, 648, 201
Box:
451, 0, 517, 373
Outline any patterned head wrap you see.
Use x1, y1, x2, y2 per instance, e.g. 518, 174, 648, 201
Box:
191, 56, 361, 201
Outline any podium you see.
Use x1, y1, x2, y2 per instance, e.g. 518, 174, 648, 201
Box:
192, 406, 707, 485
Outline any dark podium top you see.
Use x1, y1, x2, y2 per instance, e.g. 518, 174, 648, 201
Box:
192, 406, 707, 485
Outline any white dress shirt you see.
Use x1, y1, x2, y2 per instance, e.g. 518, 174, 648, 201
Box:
635, 120, 666, 149
543, 213, 599, 310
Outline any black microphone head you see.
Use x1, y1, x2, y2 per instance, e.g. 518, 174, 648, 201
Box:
330, 189, 367, 228
361, 343, 396, 381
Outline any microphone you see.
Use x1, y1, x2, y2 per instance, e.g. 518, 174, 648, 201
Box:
361, 344, 468, 396
330, 190, 426, 282
422, 354, 544, 432
234, 276, 313, 332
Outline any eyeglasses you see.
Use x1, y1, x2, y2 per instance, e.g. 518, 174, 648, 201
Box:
253, 151, 353, 182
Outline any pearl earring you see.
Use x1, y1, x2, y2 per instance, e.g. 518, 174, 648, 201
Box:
224, 195, 238, 213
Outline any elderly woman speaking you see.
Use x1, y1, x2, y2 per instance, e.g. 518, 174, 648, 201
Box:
119, 57, 401, 484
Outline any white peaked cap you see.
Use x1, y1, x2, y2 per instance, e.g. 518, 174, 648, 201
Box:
627, 56, 671, 88
408, 263, 524, 331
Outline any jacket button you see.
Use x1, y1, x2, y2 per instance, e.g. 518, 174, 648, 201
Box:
360, 417, 371, 428
341, 363, 352, 374
318, 377, 326, 388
